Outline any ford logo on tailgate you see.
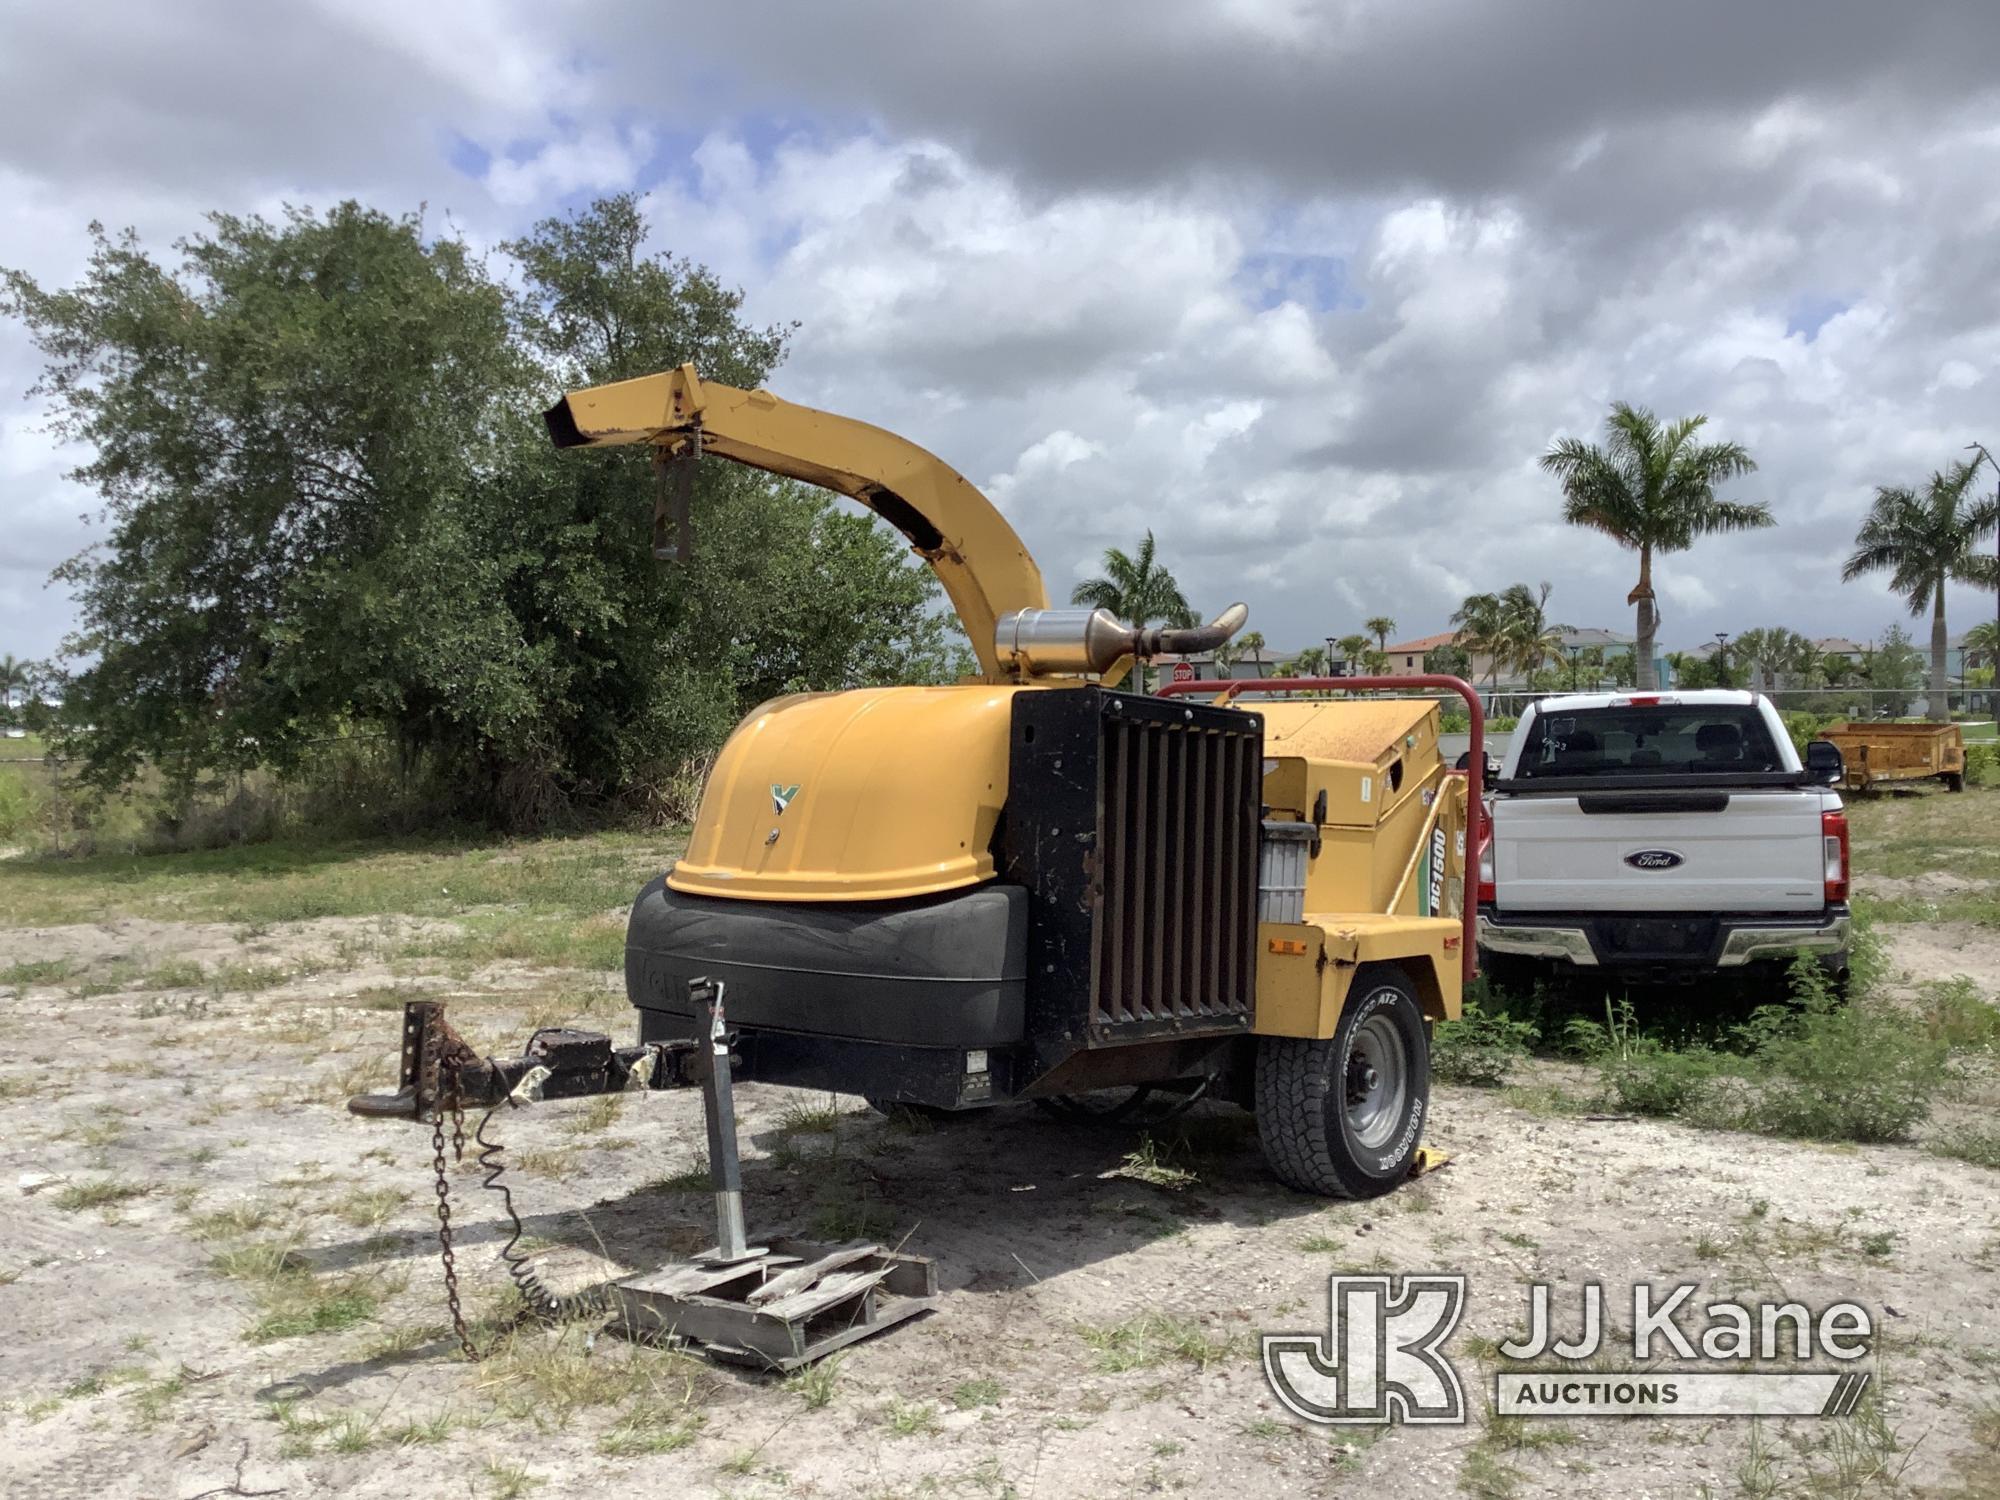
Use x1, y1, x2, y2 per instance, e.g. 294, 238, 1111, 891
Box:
1624, 848, 1686, 870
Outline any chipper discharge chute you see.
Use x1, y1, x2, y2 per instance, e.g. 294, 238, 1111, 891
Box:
351, 363, 1485, 1365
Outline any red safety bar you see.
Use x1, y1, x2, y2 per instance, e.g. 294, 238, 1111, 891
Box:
1155, 674, 1486, 983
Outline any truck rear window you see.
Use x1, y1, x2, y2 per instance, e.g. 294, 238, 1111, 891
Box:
1515, 706, 1784, 778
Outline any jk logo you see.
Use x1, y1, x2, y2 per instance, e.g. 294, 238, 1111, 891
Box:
770, 783, 801, 815
1262, 1274, 1467, 1425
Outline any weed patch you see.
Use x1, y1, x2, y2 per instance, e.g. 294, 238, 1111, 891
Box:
1433, 995, 1538, 1087
1078, 1312, 1241, 1372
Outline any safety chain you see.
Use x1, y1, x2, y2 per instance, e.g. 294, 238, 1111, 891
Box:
429, 1044, 480, 1360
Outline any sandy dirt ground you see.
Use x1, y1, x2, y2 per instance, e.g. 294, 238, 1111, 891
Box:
2, 903, 1998, 1498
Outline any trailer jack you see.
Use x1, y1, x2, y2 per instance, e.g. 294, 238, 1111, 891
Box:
347, 980, 938, 1370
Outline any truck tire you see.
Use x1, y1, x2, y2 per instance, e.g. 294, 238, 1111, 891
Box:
1256, 966, 1429, 1199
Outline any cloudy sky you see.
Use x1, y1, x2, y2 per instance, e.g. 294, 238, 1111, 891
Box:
4, 0, 2000, 663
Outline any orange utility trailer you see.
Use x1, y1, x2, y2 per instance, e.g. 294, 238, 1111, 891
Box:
1818, 720, 1966, 793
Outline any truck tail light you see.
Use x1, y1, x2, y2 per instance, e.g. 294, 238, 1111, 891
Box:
1477, 829, 1495, 906
1822, 811, 1849, 903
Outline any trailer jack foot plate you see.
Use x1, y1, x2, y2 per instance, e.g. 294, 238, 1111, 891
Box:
614, 1237, 938, 1371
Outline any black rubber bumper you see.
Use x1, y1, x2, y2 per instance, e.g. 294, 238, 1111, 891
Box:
624, 877, 1028, 1049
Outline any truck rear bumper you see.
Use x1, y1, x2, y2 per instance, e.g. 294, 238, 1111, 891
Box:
1477, 906, 1849, 972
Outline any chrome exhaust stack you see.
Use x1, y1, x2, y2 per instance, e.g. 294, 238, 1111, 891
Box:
994, 602, 1248, 678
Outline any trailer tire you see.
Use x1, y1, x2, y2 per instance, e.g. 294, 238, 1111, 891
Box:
1255, 967, 1429, 1199
1945, 772, 1965, 793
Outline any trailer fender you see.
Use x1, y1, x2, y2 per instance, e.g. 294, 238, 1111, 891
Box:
1253, 916, 1463, 1039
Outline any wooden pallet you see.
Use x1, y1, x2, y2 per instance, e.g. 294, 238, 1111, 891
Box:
613, 1237, 938, 1370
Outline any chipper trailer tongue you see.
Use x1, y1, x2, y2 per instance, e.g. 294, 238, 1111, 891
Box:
350, 364, 1486, 1367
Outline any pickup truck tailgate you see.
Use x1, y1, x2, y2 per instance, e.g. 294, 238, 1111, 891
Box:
1495, 789, 1826, 913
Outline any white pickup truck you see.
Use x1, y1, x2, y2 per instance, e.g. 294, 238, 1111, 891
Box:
1476, 690, 1850, 986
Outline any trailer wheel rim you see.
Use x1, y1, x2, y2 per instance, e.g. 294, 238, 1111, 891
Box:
1344, 1006, 1409, 1152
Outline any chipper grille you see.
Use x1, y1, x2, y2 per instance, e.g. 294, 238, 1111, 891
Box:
1005, 687, 1262, 1044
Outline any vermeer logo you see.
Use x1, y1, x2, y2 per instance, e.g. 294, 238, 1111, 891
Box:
770, 783, 801, 814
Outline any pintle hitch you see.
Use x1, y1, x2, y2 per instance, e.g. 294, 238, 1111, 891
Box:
346, 1001, 699, 1120
346, 984, 938, 1370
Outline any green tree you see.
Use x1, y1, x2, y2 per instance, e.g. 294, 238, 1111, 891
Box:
2, 197, 959, 823
1236, 629, 1268, 678
0, 655, 26, 723
1965, 619, 2000, 672
1422, 643, 1472, 679
1495, 581, 1569, 680
1365, 615, 1397, 653
1285, 646, 1330, 692
1842, 460, 2000, 721
1335, 634, 1371, 671
1070, 530, 1196, 691
1451, 592, 1509, 690
1542, 404, 1769, 690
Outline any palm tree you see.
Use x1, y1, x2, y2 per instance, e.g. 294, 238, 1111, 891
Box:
1071, 530, 1197, 691
1237, 630, 1268, 678
1288, 646, 1329, 677
1496, 581, 1569, 680
1365, 616, 1397, 654
1542, 404, 1769, 690
1335, 634, 1371, 672
1964, 619, 1999, 673
0, 655, 26, 706
1451, 592, 1509, 691
1842, 460, 2000, 721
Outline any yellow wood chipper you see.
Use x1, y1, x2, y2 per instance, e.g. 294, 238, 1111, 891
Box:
352, 365, 1486, 1364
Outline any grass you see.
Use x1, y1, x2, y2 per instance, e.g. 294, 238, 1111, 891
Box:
1934, 1129, 2000, 1170
1113, 1136, 1199, 1189
1846, 786, 2000, 883
1077, 1312, 1242, 1373
0, 826, 686, 930
880, 1397, 942, 1437
53, 1177, 152, 1213
774, 1096, 844, 1136
476, 1323, 712, 1427
0, 957, 77, 988
784, 1355, 844, 1410
951, 1377, 1003, 1410
207, 1234, 393, 1344
1432, 992, 1539, 1086
332, 1186, 411, 1228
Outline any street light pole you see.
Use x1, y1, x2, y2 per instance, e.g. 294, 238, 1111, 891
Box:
1566, 643, 1582, 691
1714, 631, 1731, 689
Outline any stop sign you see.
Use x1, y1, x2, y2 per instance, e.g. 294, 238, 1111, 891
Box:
1171, 661, 1196, 684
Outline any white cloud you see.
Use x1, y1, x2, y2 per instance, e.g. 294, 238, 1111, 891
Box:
3, 3, 2000, 667
485, 126, 656, 206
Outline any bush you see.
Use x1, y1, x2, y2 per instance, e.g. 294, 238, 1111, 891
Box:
1743, 1006, 1946, 1143
1967, 743, 1999, 787
1728, 956, 1950, 1143
1780, 710, 1835, 757
1567, 1001, 1729, 1116
1432, 996, 1538, 1086
1601, 1041, 1729, 1117
0, 766, 42, 842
